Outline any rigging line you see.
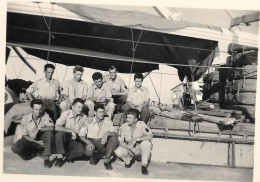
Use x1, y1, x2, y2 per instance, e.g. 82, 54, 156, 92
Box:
8, 26, 230, 54
36, 3, 50, 31
6, 46, 257, 70
127, 29, 144, 89
61, 65, 69, 87
159, 65, 163, 97
47, 3, 54, 62
149, 74, 161, 103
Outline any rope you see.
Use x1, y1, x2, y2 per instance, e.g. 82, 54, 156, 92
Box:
7, 49, 257, 70
47, 4, 54, 62
36, 3, 50, 31
127, 28, 144, 89
149, 74, 161, 103
8, 26, 229, 54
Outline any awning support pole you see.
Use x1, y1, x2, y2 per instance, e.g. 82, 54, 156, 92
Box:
12, 46, 36, 74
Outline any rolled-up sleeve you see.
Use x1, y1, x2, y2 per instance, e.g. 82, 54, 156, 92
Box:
87, 85, 94, 99
78, 123, 87, 137
20, 117, 29, 136
55, 113, 67, 126
26, 82, 37, 94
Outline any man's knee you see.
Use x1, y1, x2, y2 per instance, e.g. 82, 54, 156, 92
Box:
59, 100, 68, 111
55, 131, 66, 139
108, 135, 119, 145
107, 102, 115, 109
11, 143, 20, 154
140, 140, 152, 150
115, 146, 128, 157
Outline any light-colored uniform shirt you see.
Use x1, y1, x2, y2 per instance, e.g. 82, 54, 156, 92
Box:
84, 117, 117, 139
87, 83, 112, 102
62, 78, 88, 101
118, 121, 152, 143
26, 78, 61, 100
55, 110, 88, 137
21, 112, 54, 139
103, 75, 127, 93
127, 86, 150, 106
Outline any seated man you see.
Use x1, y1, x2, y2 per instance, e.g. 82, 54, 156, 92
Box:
123, 73, 150, 124
11, 99, 55, 168
55, 98, 89, 167
85, 72, 115, 119
79, 104, 119, 170
60, 65, 89, 114
115, 108, 153, 175
103, 65, 128, 112
26, 64, 62, 121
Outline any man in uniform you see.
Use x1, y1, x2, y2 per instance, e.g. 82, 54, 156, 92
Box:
115, 108, 153, 175
60, 65, 88, 114
55, 98, 89, 167
11, 99, 55, 168
79, 104, 119, 170
103, 65, 128, 112
85, 72, 115, 119
26, 64, 61, 121
123, 73, 150, 124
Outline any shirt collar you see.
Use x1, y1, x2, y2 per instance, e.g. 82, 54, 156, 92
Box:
92, 117, 104, 124
133, 86, 144, 92
43, 77, 54, 83
69, 110, 82, 121
93, 83, 105, 90
28, 113, 41, 124
70, 78, 83, 84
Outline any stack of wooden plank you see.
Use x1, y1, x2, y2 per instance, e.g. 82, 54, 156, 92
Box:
222, 43, 258, 122
202, 67, 227, 103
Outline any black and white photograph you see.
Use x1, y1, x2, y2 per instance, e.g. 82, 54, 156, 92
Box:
2, 0, 260, 182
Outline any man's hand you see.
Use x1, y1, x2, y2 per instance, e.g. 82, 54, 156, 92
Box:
86, 143, 95, 150
101, 134, 108, 144
36, 140, 44, 147
71, 131, 77, 140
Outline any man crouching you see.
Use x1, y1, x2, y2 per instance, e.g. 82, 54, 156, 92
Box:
79, 104, 119, 170
115, 108, 153, 175
11, 99, 55, 168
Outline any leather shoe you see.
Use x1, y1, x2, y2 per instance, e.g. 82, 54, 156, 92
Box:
55, 158, 63, 167
104, 162, 113, 170
44, 159, 51, 168
141, 165, 148, 175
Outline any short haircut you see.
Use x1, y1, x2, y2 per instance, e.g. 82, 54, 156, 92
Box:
73, 65, 84, 73
92, 72, 103, 81
44, 64, 55, 71
30, 99, 43, 108
72, 98, 85, 105
108, 65, 117, 71
134, 73, 144, 80
127, 108, 140, 119
94, 104, 105, 111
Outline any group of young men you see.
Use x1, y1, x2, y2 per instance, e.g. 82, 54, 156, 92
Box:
11, 64, 153, 175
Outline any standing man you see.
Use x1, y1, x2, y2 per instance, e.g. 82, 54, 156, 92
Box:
103, 65, 128, 112
79, 104, 119, 170
11, 99, 55, 168
123, 73, 150, 124
26, 64, 61, 121
115, 108, 153, 175
86, 72, 115, 119
60, 65, 88, 114
55, 98, 89, 167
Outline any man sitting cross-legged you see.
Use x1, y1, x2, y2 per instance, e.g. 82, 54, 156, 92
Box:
79, 104, 119, 170
11, 99, 55, 168
115, 108, 153, 175
54, 98, 89, 167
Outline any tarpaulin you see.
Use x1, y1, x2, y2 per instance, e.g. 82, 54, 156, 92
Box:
7, 9, 218, 81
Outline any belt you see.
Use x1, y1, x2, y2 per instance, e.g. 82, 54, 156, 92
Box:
37, 96, 56, 100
